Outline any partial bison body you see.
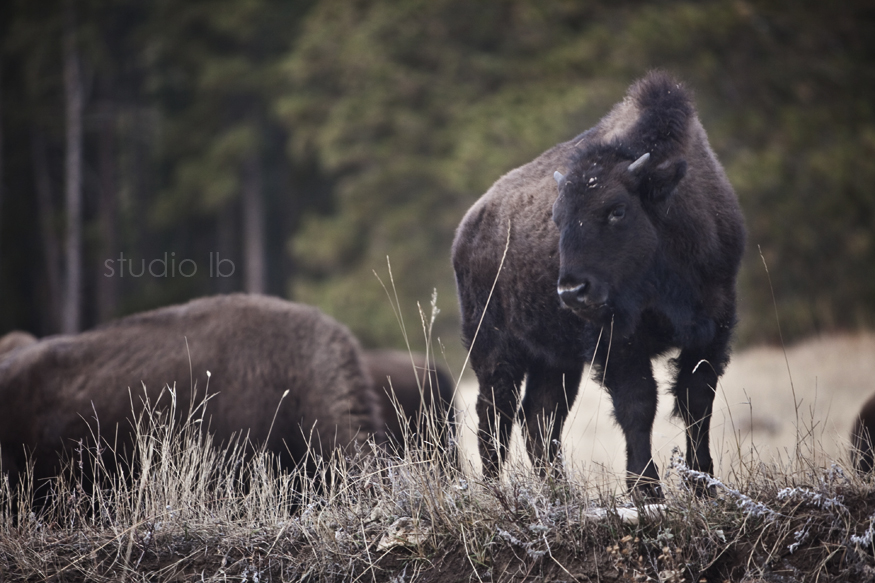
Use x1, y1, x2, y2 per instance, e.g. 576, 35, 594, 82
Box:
0, 331, 36, 360
852, 393, 875, 474
363, 349, 456, 456
452, 72, 745, 495
0, 295, 382, 483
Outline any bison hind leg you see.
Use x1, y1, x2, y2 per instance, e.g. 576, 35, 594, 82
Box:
473, 359, 526, 479
518, 361, 583, 478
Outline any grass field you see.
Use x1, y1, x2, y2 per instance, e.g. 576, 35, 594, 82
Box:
2, 334, 875, 582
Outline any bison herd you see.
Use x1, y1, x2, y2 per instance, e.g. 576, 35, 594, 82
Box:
2, 72, 873, 497
0, 295, 455, 486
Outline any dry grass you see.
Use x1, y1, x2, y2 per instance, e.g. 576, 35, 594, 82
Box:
3, 334, 875, 582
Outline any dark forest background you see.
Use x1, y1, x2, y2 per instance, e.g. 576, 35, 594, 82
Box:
1, 0, 873, 359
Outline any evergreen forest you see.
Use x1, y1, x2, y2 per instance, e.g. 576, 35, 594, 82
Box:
2, 0, 874, 355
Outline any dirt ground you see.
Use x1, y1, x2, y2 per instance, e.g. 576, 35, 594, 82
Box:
453, 333, 875, 488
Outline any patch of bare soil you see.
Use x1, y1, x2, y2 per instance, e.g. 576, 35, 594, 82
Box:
6, 503, 875, 583
371, 542, 618, 583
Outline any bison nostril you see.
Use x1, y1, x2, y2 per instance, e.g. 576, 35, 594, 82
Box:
558, 282, 588, 308
558, 277, 609, 309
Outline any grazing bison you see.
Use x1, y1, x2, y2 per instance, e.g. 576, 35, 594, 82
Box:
452, 71, 745, 496
363, 349, 456, 456
0, 295, 383, 484
0, 330, 36, 360
851, 392, 875, 474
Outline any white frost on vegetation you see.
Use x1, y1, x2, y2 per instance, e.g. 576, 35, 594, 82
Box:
669, 449, 777, 520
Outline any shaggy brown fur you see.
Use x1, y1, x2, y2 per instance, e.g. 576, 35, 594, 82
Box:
852, 392, 875, 474
0, 295, 383, 484
0, 331, 36, 360
453, 71, 745, 496
363, 349, 455, 456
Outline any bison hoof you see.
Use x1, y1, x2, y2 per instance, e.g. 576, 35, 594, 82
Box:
629, 477, 664, 502
481, 462, 502, 482
684, 473, 717, 498
532, 460, 566, 482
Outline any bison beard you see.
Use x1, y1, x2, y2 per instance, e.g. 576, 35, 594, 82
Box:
0, 295, 384, 487
452, 71, 745, 497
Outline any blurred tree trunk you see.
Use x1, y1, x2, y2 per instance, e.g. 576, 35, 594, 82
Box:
242, 149, 265, 294
62, 0, 83, 333
31, 130, 62, 332
216, 201, 237, 294
0, 58, 4, 300
97, 93, 118, 322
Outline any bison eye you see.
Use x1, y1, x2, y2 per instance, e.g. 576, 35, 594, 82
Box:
608, 204, 626, 225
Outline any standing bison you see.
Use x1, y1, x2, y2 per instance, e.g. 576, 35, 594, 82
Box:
363, 349, 456, 457
452, 71, 745, 495
0, 295, 383, 484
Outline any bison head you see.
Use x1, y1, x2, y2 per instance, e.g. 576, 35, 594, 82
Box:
552, 145, 686, 337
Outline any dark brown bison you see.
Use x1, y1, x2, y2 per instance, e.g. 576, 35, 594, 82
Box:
852, 392, 875, 474
363, 349, 456, 456
452, 71, 745, 496
0, 295, 383, 484
0, 330, 36, 360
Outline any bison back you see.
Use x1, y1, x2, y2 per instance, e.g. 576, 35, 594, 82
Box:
0, 294, 382, 482
0, 331, 37, 361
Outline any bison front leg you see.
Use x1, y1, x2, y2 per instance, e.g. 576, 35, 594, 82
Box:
599, 347, 662, 499
670, 323, 732, 493
671, 351, 717, 476
519, 362, 582, 477
474, 362, 526, 479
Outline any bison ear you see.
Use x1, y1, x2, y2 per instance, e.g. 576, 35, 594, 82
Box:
633, 159, 687, 203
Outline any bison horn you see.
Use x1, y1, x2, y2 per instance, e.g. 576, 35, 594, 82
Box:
627, 152, 650, 172
553, 170, 565, 185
